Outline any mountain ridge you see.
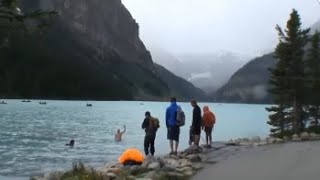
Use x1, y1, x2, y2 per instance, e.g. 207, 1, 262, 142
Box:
151, 48, 250, 93
0, 0, 207, 101
212, 18, 320, 104
213, 53, 276, 104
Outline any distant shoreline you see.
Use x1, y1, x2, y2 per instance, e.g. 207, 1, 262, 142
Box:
0, 98, 272, 105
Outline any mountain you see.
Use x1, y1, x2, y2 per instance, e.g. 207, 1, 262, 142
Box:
151, 49, 249, 93
178, 53, 250, 93
311, 19, 320, 33
154, 64, 208, 101
150, 47, 182, 74
212, 19, 320, 104
0, 0, 205, 101
213, 53, 276, 104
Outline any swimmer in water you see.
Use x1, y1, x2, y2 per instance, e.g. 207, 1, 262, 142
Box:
115, 125, 126, 142
66, 139, 75, 147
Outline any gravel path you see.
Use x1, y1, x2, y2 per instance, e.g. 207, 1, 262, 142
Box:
193, 141, 320, 180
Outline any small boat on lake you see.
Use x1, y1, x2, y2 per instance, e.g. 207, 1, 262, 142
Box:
39, 101, 47, 105
21, 99, 31, 102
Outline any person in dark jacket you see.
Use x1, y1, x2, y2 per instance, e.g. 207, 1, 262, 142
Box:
166, 97, 179, 155
191, 99, 202, 147
142, 111, 159, 156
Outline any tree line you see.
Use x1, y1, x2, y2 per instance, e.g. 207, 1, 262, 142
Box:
267, 9, 320, 137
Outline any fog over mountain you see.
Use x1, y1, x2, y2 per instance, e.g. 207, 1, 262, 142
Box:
123, 0, 319, 55
213, 19, 320, 103
178, 52, 251, 92
150, 48, 251, 93
311, 19, 320, 33
122, 0, 319, 93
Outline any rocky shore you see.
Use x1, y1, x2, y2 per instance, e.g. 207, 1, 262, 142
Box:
32, 145, 210, 180
31, 132, 320, 180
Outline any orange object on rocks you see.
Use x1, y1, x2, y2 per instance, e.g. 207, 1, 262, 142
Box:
118, 149, 145, 164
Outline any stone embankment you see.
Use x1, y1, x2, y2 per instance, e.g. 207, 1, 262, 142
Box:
32, 132, 320, 180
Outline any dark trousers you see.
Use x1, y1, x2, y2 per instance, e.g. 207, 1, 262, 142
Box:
144, 134, 156, 156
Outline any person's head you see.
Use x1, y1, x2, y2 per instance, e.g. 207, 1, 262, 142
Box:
170, 97, 176, 103
203, 106, 209, 112
70, 139, 75, 146
117, 129, 120, 133
145, 111, 151, 118
190, 99, 197, 107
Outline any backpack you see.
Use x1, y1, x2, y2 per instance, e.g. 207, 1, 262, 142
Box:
176, 110, 185, 127
149, 117, 160, 130
203, 112, 215, 127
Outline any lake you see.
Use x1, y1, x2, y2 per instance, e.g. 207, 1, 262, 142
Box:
0, 100, 270, 179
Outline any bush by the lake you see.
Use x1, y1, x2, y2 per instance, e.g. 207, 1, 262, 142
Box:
59, 162, 104, 180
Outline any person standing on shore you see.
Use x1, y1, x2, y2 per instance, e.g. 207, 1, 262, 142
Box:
202, 106, 216, 147
191, 99, 202, 147
166, 97, 179, 155
142, 111, 159, 156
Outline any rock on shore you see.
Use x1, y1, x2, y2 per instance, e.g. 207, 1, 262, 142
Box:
31, 133, 320, 180
31, 145, 208, 180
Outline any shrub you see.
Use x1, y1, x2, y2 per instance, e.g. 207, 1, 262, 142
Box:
60, 162, 103, 180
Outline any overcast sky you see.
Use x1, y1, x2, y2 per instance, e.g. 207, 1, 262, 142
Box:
122, 0, 320, 56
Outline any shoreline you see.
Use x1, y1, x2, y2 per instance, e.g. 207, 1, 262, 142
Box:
31, 132, 320, 180
27, 137, 271, 180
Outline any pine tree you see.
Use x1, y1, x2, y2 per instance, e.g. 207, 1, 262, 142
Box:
306, 32, 320, 128
283, 10, 310, 134
267, 9, 310, 136
266, 32, 292, 137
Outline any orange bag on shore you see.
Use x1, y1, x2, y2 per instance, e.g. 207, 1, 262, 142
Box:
118, 149, 144, 164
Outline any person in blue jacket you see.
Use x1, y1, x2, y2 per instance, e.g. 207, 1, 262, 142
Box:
166, 97, 179, 155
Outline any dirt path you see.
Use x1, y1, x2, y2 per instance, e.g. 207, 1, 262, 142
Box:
193, 141, 320, 180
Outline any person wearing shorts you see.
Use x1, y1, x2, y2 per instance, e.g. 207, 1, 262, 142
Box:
191, 99, 202, 147
166, 97, 179, 155
202, 106, 216, 147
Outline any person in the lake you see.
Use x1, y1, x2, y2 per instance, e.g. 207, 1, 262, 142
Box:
66, 139, 75, 147
115, 125, 126, 142
166, 97, 179, 155
190, 99, 202, 147
142, 111, 159, 156
202, 106, 216, 147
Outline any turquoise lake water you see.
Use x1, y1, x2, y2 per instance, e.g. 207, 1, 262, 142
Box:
0, 100, 270, 179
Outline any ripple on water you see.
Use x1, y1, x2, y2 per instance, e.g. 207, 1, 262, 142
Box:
0, 100, 269, 177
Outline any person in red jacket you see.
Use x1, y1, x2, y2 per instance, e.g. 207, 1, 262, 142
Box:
202, 106, 216, 147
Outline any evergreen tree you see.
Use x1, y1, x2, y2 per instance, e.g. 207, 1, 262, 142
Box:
267, 9, 310, 136
266, 31, 292, 137
306, 32, 320, 127
284, 10, 310, 134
